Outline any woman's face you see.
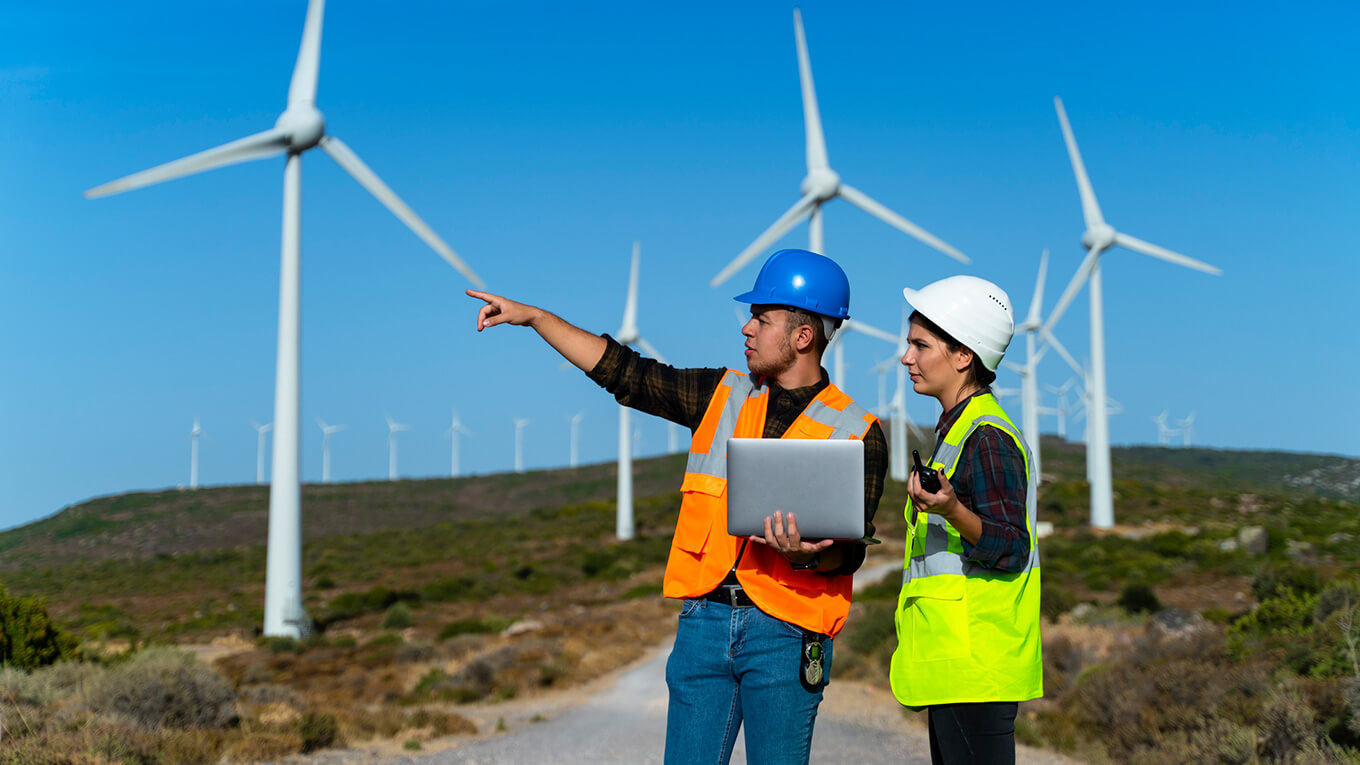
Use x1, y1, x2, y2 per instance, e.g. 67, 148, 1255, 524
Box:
901, 319, 969, 400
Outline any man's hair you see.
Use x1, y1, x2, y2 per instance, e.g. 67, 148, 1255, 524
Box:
783, 308, 837, 356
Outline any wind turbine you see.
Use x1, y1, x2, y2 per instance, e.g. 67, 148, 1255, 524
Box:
85, 0, 483, 639
1043, 377, 1078, 440
613, 241, 667, 541
385, 414, 410, 481
316, 418, 343, 483
709, 8, 968, 289
446, 410, 471, 478
250, 421, 273, 485
189, 417, 203, 490
1042, 97, 1221, 529
1177, 411, 1196, 447
1000, 249, 1050, 481
869, 351, 898, 419
1152, 411, 1179, 446
889, 306, 916, 482
826, 318, 898, 390
568, 411, 585, 469
513, 417, 531, 474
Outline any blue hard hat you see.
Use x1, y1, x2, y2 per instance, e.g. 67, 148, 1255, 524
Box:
733, 249, 851, 320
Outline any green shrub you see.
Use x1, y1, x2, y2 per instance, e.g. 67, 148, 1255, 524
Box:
381, 603, 413, 630
438, 617, 510, 641
1041, 582, 1079, 622
86, 647, 237, 729
1116, 581, 1161, 614
0, 585, 79, 669
262, 635, 303, 654
299, 711, 340, 753
1253, 562, 1323, 602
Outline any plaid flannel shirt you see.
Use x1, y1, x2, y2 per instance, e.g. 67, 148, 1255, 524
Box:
932, 389, 1031, 573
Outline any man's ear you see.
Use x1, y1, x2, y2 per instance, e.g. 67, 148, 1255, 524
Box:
794, 323, 816, 353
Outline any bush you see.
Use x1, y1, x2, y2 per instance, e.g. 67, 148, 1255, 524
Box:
1041, 582, 1079, 622
299, 711, 340, 753
0, 585, 79, 669
438, 617, 510, 641
1253, 562, 1323, 602
381, 603, 413, 630
1116, 581, 1161, 614
86, 647, 238, 729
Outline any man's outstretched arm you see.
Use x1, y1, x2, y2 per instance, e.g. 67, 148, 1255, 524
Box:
468, 289, 606, 372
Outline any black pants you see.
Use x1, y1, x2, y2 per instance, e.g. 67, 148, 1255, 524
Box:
927, 701, 1018, 765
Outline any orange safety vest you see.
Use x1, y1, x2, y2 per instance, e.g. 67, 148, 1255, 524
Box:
664, 369, 878, 637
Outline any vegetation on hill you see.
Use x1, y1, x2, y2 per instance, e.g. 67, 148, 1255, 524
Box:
1, 440, 1357, 762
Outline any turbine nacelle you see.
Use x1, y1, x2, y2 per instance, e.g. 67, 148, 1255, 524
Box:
1080, 223, 1117, 253
800, 168, 841, 201
275, 106, 326, 151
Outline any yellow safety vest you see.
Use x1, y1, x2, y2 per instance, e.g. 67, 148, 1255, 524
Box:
889, 393, 1043, 706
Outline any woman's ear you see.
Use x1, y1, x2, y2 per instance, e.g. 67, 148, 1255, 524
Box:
952, 346, 975, 374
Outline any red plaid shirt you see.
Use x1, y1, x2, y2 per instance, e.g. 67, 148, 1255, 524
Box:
932, 389, 1031, 573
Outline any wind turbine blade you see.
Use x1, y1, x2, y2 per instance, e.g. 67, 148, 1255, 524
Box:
838, 184, 970, 263
84, 128, 290, 198
792, 9, 829, 173
711, 194, 817, 287
287, 0, 326, 106
316, 417, 328, 430
621, 241, 640, 335
1026, 248, 1049, 326
636, 337, 669, 366
1114, 232, 1222, 276
319, 136, 485, 287
1001, 360, 1024, 374
1053, 97, 1105, 230
843, 319, 897, 344
1042, 245, 1101, 334
1040, 326, 1084, 378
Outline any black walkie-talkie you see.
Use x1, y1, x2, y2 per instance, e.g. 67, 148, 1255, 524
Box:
912, 449, 941, 493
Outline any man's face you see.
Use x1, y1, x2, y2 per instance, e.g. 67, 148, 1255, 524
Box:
742, 305, 797, 377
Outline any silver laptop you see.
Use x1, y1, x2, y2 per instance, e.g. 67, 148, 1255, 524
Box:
726, 438, 865, 540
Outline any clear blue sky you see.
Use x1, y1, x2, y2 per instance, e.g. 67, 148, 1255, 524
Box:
3, 1, 1357, 530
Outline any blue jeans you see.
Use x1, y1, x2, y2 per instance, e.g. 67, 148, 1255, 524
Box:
664, 598, 833, 765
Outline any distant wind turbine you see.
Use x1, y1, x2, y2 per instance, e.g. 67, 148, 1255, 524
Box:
446, 410, 471, 478
513, 417, 531, 474
568, 411, 585, 469
190, 417, 203, 490
250, 421, 273, 485
1000, 249, 1051, 481
613, 241, 667, 541
1042, 96, 1221, 529
1177, 411, 1196, 447
316, 418, 343, 483
710, 8, 967, 288
85, 0, 483, 639
889, 306, 916, 482
385, 414, 410, 481
1043, 378, 1078, 440
826, 318, 897, 390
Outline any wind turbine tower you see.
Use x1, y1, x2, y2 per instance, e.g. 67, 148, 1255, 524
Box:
1178, 411, 1196, 447
385, 415, 410, 481
613, 242, 668, 541
1001, 250, 1050, 481
568, 411, 585, 469
446, 410, 471, 478
710, 9, 968, 291
85, 0, 483, 638
513, 418, 531, 474
316, 418, 343, 483
1042, 97, 1221, 529
190, 417, 203, 489
251, 421, 273, 485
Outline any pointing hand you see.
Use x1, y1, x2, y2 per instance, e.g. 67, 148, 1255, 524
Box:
467, 289, 539, 331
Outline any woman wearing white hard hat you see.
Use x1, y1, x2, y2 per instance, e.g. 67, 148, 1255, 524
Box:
886, 276, 1042, 765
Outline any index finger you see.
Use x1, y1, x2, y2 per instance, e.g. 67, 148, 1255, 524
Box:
465, 288, 496, 303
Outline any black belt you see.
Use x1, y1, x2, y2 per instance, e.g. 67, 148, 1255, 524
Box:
701, 585, 755, 608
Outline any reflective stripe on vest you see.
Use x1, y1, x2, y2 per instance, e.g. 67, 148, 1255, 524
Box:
889, 393, 1043, 706
664, 369, 877, 638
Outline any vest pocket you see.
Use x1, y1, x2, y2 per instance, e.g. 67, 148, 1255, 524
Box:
902, 575, 970, 662
676, 473, 725, 554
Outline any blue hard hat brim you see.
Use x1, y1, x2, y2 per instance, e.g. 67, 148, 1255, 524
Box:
732, 290, 850, 320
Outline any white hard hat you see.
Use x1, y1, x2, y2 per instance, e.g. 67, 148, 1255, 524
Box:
902, 276, 1014, 371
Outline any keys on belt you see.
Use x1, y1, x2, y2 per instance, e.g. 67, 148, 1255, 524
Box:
701, 585, 755, 608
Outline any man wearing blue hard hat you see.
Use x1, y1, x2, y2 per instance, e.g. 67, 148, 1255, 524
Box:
468, 249, 887, 764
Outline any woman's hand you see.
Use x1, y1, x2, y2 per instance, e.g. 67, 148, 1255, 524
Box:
908, 469, 962, 520
748, 510, 834, 566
